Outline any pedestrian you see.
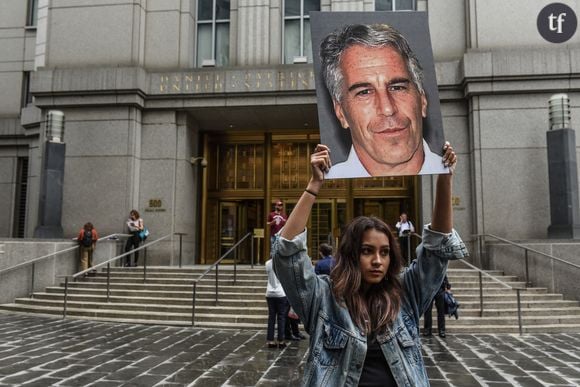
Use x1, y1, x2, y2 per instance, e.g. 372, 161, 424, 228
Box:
267, 200, 287, 248
423, 275, 451, 338
124, 209, 144, 267
77, 222, 98, 274
265, 258, 289, 349
395, 212, 415, 265
272, 143, 467, 386
314, 243, 334, 275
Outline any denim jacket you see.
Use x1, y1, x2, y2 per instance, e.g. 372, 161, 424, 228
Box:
273, 225, 468, 387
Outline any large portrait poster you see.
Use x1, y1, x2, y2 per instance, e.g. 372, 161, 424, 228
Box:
310, 12, 449, 178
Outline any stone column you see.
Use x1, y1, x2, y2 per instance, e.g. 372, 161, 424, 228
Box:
547, 128, 580, 239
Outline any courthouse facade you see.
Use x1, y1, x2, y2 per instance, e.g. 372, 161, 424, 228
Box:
1, 0, 579, 264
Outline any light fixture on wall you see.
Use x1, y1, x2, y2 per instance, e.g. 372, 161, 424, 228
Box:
190, 156, 208, 167
548, 93, 571, 130
46, 110, 65, 143
293, 56, 307, 64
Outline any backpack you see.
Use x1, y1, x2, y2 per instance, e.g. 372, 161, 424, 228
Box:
81, 229, 93, 247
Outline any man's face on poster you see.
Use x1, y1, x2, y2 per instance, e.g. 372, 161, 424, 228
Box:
332, 44, 428, 173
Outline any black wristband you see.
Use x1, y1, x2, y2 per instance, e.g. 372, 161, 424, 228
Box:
305, 189, 318, 197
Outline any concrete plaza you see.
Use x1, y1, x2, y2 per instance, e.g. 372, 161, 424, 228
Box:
0, 312, 579, 386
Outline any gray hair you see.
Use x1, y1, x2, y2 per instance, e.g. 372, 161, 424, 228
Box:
320, 23, 425, 102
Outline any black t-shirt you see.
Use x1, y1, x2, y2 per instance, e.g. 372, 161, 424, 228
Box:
358, 339, 397, 387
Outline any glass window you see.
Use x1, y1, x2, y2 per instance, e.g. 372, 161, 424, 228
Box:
212, 143, 264, 191
283, 0, 319, 64
271, 142, 311, 190
27, 0, 38, 26
376, 0, 415, 11
196, 0, 230, 67
21, 72, 32, 108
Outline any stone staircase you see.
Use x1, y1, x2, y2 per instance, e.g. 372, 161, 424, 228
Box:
1, 264, 579, 333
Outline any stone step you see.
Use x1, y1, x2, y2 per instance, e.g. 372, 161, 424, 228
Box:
443, 315, 580, 326
452, 307, 580, 317
13, 297, 580, 319
455, 299, 579, 309
45, 286, 266, 301
67, 278, 538, 293
0, 303, 267, 324
97, 269, 512, 280
81, 276, 527, 290
29, 293, 580, 315
13, 298, 268, 315
62, 281, 267, 293
31, 293, 264, 307
3, 263, 578, 333
424, 324, 580, 334
86, 277, 268, 286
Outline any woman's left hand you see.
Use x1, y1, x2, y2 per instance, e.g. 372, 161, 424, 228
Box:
442, 142, 457, 174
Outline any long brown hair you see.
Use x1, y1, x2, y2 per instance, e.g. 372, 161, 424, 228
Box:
330, 216, 403, 335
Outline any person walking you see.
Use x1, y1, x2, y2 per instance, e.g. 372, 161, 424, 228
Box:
124, 210, 143, 267
267, 200, 287, 248
77, 222, 98, 274
314, 243, 334, 275
272, 142, 467, 386
265, 258, 289, 349
395, 212, 415, 265
423, 275, 451, 338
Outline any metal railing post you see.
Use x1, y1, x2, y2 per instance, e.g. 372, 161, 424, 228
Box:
524, 249, 530, 287
215, 263, 219, 306
63, 277, 69, 320
478, 271, 484, 317
192, 281, 197, 326
143, 247, 147, 283
30, 263, 36, 298
516, 289, 523, 336
106, 263, 111, 303
179, 233, 183, 268
251, 236, 254, 269
233, 252, 237, 286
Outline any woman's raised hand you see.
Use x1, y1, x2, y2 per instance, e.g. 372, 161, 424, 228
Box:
442, 141, 457, 174
311, 144, 332, 182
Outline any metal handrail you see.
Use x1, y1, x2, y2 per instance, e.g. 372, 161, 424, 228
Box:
0, 233, 128, 298
62, 232, 186, 319
475, 234, 580, 285
415, 232, 527, 334
191, 232, 253, 326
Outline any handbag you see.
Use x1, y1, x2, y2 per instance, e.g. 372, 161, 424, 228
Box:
444, 291, 460, 320
138, 227, 149, 241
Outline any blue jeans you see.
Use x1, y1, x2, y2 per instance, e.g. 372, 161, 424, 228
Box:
266, 296, 289, 342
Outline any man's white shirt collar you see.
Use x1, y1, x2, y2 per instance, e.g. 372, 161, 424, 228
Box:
325, 139, 448, 179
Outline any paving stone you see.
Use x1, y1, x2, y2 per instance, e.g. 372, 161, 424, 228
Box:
148, 362, 187, 376
226, 370, 263, 386
62, 372, 109, 386
122, 374, 167, 386
163, 369, 204, 383
20, 377, 64, 386
1, 371, 47, 384
529, 371, 571, 385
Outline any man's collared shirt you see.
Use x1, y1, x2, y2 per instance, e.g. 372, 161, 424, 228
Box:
325, 139, 449, 178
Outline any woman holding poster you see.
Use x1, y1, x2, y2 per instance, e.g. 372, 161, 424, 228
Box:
272, 143, 467, 386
